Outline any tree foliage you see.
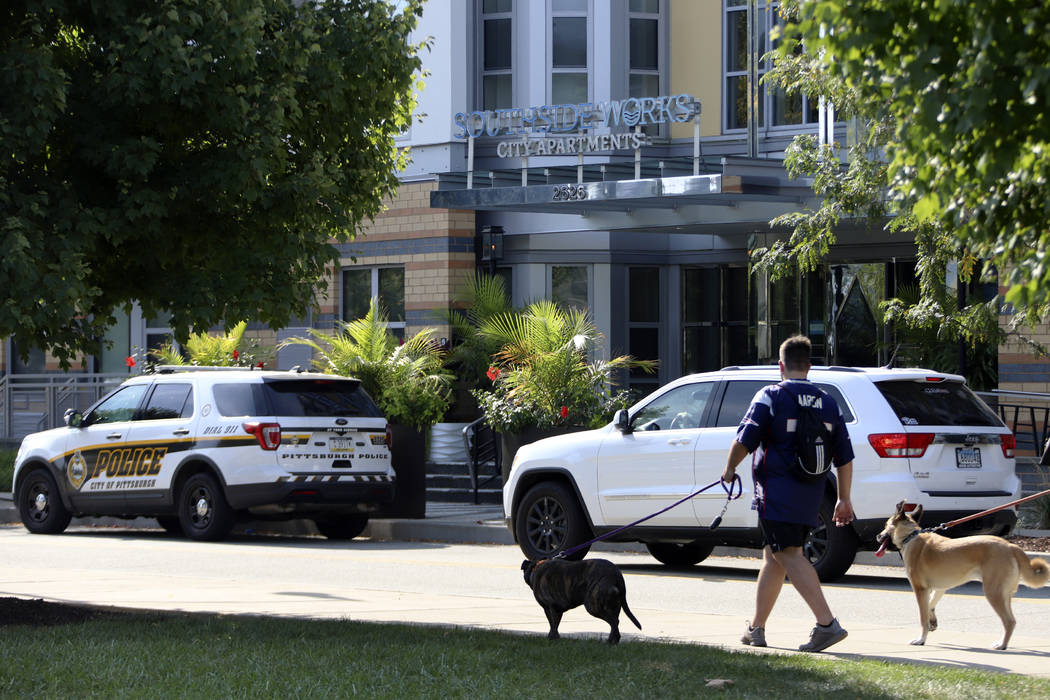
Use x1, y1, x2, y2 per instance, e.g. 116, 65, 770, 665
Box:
768, 0, 1050, 313
757, 0, 1050, 368
1, 0, 424, 366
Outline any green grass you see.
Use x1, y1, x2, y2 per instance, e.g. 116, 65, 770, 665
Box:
0, 449, 14, 492
1, 612, 1047, 699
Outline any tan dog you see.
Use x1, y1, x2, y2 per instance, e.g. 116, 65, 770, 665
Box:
875, 501, 1050, 650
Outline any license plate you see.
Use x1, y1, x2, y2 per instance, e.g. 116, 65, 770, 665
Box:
956, 447, 982, 469
329, 437, 353, 452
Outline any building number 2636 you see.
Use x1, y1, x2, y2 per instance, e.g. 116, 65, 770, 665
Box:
552, 184, 588, 201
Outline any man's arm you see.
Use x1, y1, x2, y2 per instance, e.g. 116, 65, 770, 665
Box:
833, 460, 854, 526
722, 440, 751, 483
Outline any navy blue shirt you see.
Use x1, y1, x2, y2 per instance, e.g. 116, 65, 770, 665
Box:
735, 379, 854, 526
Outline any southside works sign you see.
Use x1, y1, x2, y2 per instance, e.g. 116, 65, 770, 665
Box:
453, 94, 698, 157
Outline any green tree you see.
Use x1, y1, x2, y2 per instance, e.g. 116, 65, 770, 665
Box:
763, 0, 1050, 321
754, 0, 1048, 379
2, 0, 424, 366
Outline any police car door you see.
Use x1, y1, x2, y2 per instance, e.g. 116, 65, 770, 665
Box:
64, 382, 150, 512
122, 381, 196, 513
596, 382, 714, 527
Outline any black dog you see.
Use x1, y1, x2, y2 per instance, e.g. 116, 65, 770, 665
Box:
521, 558, 641, 644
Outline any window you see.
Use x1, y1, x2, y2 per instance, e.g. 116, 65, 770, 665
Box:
628, 0, 660, 99
140, 384, 193, 421
682, 266, 752, 373
551, 0, 589, 104
342, 267, 405, 341
551, 265, 588, 311
723, 1, 819, 131
631, 382, 714, 432
481, 0, 513, 110
627, 267, 660, 397
85, 385, 149, 426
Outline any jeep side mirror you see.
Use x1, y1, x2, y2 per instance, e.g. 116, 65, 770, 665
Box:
614, 409, 632, 434
63, 409, 83, 428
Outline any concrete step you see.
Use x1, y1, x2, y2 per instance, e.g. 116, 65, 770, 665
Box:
425, 486, 502, 506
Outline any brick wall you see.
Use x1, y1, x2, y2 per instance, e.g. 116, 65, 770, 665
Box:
328, 180, 476, 340
999, 282, 1050, 394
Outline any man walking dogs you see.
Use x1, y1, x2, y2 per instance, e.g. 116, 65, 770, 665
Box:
722, 335, 855, 652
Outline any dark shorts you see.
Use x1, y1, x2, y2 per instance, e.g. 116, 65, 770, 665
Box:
759, 518, 811, 553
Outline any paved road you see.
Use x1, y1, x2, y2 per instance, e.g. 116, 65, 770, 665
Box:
3, 523, 1050, 677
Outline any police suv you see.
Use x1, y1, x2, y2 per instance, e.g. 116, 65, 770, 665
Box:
12, 367, 395, 541
504, 366, 1020, 581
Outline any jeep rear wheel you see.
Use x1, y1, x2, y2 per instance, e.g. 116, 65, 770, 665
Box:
17, 468, 72, 535
515, 481, 591, 561
646, 541, 715, 567
177, 473, 235, 542
804, 496, 859, 582
314, 516, 369, 540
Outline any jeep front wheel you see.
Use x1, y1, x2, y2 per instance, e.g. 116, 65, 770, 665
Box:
646, 541, 715, 567
804, 496, 859, 582
515, 481, 591, 561
177, 473, 235, 542
17, 468, 72, 534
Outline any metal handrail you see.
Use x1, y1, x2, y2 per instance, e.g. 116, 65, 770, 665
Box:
976, 390, 1050, 462
462, 417, 501, 505
0, 372, 127, 441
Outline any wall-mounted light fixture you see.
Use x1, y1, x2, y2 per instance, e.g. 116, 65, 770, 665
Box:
479, 225, 504, 275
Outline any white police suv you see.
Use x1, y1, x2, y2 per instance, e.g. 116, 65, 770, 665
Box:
504, 366, 1020, 581
12, 367, 395, 541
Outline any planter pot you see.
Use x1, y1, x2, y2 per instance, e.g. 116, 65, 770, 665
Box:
379, 423, 427, 519
500, 426, 586, 483
428, 422, 470, 464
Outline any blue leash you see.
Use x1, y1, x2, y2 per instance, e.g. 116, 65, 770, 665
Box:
553, 474, 743, 560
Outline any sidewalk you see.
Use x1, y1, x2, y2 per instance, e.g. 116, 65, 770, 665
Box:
5, 492, 1050, 677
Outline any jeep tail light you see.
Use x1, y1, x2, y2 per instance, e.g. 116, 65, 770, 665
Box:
1000, 433, 1016, 459
868, 433, 934, 458
243, 422, 281, 450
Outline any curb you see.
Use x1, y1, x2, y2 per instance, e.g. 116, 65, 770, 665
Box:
3, 492, 1047, 568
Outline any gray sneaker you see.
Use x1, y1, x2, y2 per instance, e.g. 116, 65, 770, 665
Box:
799, 618, 847, 652
741, 622, 766, 647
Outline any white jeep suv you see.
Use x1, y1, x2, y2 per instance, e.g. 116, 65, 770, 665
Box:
12, 367, 395, 541
503, 366, 1019, 580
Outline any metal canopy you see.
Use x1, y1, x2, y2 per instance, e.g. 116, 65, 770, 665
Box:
429, 172, 807, 217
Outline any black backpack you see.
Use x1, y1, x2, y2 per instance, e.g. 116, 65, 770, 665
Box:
781, 382, 834, 482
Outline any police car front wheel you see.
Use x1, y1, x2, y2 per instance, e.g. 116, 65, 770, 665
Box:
17, 468, 72, 535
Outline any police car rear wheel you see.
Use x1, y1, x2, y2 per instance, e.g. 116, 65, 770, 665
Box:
17, 468, 72, 535
314, 516, 368, 540
156, 516, 183, 536
178, 473, 234, 542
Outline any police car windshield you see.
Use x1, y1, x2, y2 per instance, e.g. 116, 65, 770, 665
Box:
261, 379, 382, 418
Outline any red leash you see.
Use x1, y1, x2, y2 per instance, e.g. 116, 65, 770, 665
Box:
931, 488, 1050, 532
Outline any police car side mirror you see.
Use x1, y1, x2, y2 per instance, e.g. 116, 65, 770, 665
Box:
64, 409, 83, 428
614, 409, 632, 434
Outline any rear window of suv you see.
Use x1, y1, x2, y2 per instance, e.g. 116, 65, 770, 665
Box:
875, 380, 1002, 427
213, 379, 382, 418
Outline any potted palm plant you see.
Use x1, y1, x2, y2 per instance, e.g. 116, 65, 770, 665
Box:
280, 299, 454, 518
149, 320, 273, 368
473, 299, 655, 481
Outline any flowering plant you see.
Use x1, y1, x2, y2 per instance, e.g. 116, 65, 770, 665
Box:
472, 300, 653, 433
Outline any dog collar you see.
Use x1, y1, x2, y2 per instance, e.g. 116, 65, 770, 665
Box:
899, 530, 920, 547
